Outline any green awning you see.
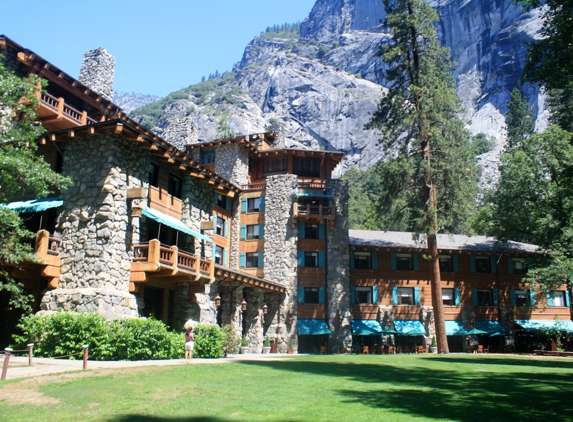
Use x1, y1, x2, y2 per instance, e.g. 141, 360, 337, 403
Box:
1, 197, 63, 213
476, 320, 506, 334
351, 320, 383, 335
445, 320, 467, 335
298, 319, 332, 335
394, 320, 424, 334
296, 193, 333, 198
516, 320, 573, 333
142, 207, 212, 243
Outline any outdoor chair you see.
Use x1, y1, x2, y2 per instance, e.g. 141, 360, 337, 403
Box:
478, 345, 484, 353
362, 346, 369, 354
396, 346, 403, 354
417, 345, 426, 354
320, 346, 327, 355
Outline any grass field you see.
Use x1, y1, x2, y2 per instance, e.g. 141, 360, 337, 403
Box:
1, 354, 572, 421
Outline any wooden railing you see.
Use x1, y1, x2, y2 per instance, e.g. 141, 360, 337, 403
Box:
298, 181, 326, 189
47, 236, 61, 256
294, 203, 334, 217
177, 250, 197, 271
39, 91, 97, 126
242, 182, 267, 191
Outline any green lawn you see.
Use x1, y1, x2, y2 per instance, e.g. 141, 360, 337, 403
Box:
1, 354, 572, 421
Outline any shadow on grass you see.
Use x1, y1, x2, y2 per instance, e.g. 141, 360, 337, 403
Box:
112, 416, 298, 422
239, 355, 573, 421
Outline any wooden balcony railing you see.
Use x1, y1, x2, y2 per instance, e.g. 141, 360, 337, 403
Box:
37, 91, 97, 128
294, 203, 334, 217
130, 239, 215, 289
33, 229, 61, 289
242, 181, 327, 191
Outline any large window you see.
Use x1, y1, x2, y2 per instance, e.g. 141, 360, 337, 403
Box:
513, 289, 530, 307
304, 287, 320, 304
168, 173, 182, 199
305, 252, 319, 268
245, 252, 260, 268
293, 157, 320, 177
354, 252, 372, 270
215, 193, 228, 210
355, 287, 372, 304
214, 245, 224, 265
474, 256, 491, 273
247, 197, 261, 213
442, 288, 455, 306
439, 255, 453, 272
305, 224, 319, 239
263, 157, 287, 174
398, 288, 414, 305
396, 253, 413, 270
550, 291, 567, 307
475, 289, 494, 306
246, 224, 260, 240
201, 149, 215, 165
511, 258, 528, 274
215, 216, 226, 237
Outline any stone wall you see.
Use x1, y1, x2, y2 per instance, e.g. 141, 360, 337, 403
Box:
78, 48, 115, 102
263, 174, 298, 352
325, 179, 352, 351
161, 116, 198, 152
181, 176, 213, 258
41, 133, 147, 319
214, 143, 249, 187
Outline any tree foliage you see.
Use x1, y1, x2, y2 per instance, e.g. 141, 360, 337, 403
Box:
0, 58, 70, 311
505, 87, 535, 149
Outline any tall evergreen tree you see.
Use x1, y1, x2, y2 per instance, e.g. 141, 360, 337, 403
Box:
505, 87, 535, 150
367, 0, 479, 353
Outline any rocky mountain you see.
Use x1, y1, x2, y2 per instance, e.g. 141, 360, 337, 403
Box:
113, 92, 161, 114
130, 0, 545, 178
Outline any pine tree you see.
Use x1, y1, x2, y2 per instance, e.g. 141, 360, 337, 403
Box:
367, 0, 479, 353
506, 87, 535, 150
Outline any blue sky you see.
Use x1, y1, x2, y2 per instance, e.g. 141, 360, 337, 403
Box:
1, 0, 316, 97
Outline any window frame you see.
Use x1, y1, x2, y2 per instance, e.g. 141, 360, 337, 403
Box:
200, 149, 216, 165
442, 288, 455, 306
304, 251, 319, 268
354, 252, 372, 270
247, 197, 261, 213
215, 216, 226, 237
396, 253, 413, 271
168, 173, 182, 199
293, 156, 320, 178
214, 245, 224, 265
514, 289, 530, 307
439, 255, 453, 272
304, 287, 320, 304
245, 252, 260, 268
474, 256, 491, 273
263, 157, 287, 175
476, 289, 494, 306
397, 287, 414, 306
246, 224, 260, 240
355, 286, 373, 305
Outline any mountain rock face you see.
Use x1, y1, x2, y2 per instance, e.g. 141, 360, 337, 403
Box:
113, 92, 160, 114
131, 0, 544, 177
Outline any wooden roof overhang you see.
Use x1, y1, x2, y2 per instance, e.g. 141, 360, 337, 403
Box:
349, 244, 540, 258
257, 148, 345, 168
214, 265, 286, 293
42, 119, 242, 197
0, 35, 120, 122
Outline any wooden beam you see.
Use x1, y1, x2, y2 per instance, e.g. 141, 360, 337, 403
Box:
114, 123, 124, 134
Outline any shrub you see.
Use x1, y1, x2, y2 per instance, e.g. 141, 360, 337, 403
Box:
221, 324, 240, 357
264, 336, 270, 347
194, 324, 225, 358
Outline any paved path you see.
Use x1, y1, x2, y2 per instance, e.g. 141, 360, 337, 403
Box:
1, 353, 293, 380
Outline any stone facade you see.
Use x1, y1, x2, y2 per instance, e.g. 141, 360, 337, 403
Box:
162, 116, 198, 152
214, 143, 249, 187
263, 174, 299, 352
78, 48, 115, 102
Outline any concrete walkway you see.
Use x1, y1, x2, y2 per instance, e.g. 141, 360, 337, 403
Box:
1, 353, 294, 380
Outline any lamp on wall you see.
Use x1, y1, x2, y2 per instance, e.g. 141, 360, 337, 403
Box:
215, 294, 221, 308
241, 298, 247, 312
263, 303, 268, 314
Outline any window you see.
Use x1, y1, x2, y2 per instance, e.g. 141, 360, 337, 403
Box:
354, 252, 372, 270
214, 245, 224, 265
397, 288, 414, 305
305, 252, 319, 268
476, 289, 494, 306
245, 252, 260, 268
246, 224, 260, 240
263, 157, 287, 174
168, 173, 182, 199
442, 288, 455, 306
247, 197, 260, 213
514, 289, 530, 307
474, 257, 491, 273
304, 287, 320, 304
439, 255, 452, 272
215, 217, 226, 237
551, 291, 566, 307
305, 224, 319, 239
201, 149, 215, 165
396, 253, 413, 270
511, 258, 528, 274
148, 163, 159, 187
215, 193, 228, 209
355, 287, 372, 304
293, 157, 320, 177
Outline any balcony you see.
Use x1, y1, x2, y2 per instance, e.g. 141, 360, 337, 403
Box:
129, 239, 214, 290
36, 91, 98, 131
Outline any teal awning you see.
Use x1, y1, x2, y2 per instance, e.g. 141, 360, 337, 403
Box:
142, 207, 212, 243
298, 319, 332, 335
351, 320, 383, 335
296, 193, 333, 198
445, 320, 467, 335
476, 320, 506, 334
394, 320, 425, 334
1, 197, 63, 213
516, 320, 573, 333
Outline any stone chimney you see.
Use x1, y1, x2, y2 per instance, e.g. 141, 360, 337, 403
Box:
162, 116, 199, 151
78, 48, 115, 102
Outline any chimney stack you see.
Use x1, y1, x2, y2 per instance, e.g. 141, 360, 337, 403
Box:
78, 48, 115, 102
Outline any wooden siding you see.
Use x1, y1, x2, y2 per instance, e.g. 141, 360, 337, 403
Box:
298, 268, 326, 287
298, 304, 326, 319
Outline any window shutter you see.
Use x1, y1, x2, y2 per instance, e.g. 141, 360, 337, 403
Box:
241, 225, 246, 240
351, 286, 356, 305
413, 253, 419, 270
529, 290, 536, 307
258, 251, 264, 267
318, 251, 326, 268
508, 257, 514, 274
510, 289, 516, 307
298, 222, 305, 239
454, 288, 461, 306
241, 198, 247, 213
470, 256, 476, 272
259, 196, 265, 211
319, 287, 325, 304
372, 252, 378, 269
214, 192, 218, 205
298, 286, 305, 304
350, 250, 355, 269
391, 253, 397, 270
472, 288, 478, 306
493, 289, 499, 306
298, 251, 305, 267
490, 256, 497, 273
259, 223, 264, 238
225, 220, 229, 238
223, 248, 228, 266
225, 196, 230, 210
392, 286, 398, 306
414, 287, 421, 305
566, 291, 571, 308
372, 286, 379, 305
547, 293, 554, 307
319, 223, 325, 239
452, 254, 459, 272
213, 215, 218, 230
240, 252, 245, 268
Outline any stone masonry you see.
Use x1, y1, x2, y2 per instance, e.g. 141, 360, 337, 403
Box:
78, 48, 115, 102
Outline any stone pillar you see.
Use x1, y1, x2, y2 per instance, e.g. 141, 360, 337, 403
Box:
263, 174, 298, 352
229, 197, 241, 269
78, 48, 115, 102
244, 288, 265, 352
326, 179, 352, 351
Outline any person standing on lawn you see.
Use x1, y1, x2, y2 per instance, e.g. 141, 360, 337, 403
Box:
185, 327, 195, 362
